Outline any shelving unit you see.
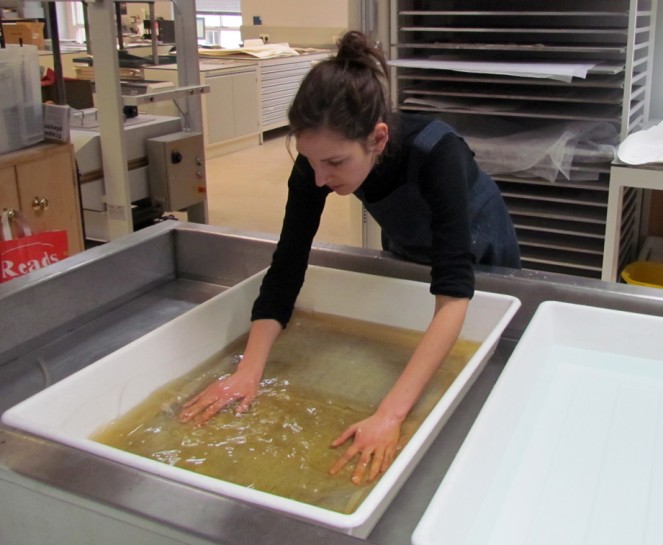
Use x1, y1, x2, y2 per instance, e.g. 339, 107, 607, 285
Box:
255, 52, 330, 141
389, 0, 657, 278
83, 0, 206, 240
602, 163, 663, 281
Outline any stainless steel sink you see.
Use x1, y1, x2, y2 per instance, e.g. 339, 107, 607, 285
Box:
1, 220, 662, 545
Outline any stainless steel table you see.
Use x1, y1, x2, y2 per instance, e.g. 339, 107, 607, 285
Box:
2, 221, 662, 545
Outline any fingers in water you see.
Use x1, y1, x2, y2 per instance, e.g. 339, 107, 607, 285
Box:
353, 448, 382, 485
367, 451, 384, 482
351, 457, 369, 485
382, 445, 396, 473
329, 442, 358, 476
330, 423, 357, 448
330, 446, 395, 485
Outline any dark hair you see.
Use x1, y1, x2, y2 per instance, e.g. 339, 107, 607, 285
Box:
288, 31, 390, 142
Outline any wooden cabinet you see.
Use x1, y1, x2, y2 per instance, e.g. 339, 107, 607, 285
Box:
0, 167, 21, 211
0, 142, 84, 255
205, 68, 260, 145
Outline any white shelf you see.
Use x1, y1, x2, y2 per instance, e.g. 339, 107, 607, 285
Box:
121, 84, 210, 106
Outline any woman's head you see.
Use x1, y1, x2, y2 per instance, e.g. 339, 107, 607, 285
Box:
288, 31, 391, 194
295, 124, 387, 195
288, 31, 391, 143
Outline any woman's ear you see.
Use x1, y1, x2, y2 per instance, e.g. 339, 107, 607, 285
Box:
372, 122, 389, 154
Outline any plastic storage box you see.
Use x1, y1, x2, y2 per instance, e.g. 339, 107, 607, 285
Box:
413, 301, 663, 545
0, 44, 44, 154
2, 266, 520, 537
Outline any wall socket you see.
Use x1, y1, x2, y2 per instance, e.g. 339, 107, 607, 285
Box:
259, 34, 269, 44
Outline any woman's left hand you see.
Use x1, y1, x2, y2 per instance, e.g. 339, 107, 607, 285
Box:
328, 412, 402, 485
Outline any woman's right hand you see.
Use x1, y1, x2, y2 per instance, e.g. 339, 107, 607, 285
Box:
178, 369, 260, 425
178, 319, 282, 426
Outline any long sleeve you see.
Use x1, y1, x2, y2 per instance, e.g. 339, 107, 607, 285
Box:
251, 155, 330, 327
418, 133, 476, 298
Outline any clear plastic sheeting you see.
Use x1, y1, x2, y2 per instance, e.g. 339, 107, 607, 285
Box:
0, 45, 44, 154
464, 122, 619, 183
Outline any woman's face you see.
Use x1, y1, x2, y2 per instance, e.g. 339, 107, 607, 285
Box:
295, 124, 388, 196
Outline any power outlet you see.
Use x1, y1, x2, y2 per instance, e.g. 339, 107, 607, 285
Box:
259, 33, 269, 44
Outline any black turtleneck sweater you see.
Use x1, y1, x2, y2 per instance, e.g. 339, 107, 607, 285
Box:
251, 114, 478, 327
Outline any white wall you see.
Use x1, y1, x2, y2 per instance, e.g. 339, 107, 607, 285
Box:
240, 0, 349, 27
239, 0, 355, 46
125, 3, 173, 23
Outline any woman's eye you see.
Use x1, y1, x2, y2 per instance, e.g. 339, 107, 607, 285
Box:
327, 160, 344, 167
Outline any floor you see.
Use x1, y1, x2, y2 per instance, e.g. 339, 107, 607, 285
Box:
204, 129, 363, 248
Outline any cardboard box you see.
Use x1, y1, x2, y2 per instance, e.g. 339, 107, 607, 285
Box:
3, 22, 45, 49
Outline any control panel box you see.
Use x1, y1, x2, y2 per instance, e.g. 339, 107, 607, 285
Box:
147, 132, 206, 211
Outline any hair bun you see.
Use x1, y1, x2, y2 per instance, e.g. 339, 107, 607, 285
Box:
335, 30, 388, 77
337, 30, 372, 62
288, 30, 391, 141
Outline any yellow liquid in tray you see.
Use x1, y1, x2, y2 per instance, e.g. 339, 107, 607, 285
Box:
92, 310, 480, 514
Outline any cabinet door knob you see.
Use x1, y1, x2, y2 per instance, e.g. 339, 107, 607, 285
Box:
32, 197, 49, 211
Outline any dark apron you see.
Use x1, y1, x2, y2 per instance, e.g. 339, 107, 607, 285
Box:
355, 120, 520, 268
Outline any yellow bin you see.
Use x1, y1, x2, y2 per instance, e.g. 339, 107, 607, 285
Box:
621, 261, 663, 289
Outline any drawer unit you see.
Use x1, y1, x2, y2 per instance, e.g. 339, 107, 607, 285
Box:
256, 52, 330, 137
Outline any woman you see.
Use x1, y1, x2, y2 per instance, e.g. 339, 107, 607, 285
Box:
179, 31, 520, 485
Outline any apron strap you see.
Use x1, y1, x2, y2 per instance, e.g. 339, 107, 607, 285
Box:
407, 120, 455, 185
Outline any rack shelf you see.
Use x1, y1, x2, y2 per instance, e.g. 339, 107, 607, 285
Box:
390, 0, 657, 279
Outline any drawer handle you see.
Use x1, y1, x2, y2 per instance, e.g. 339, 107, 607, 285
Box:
32, 197, 49, 211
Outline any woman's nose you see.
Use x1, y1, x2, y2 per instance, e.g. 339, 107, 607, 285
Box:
314, 166, 330, 187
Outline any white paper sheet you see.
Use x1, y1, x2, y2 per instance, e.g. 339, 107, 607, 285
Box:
198, 42, 300, 59
617, 120, 663, 165
388, 59, 596, 83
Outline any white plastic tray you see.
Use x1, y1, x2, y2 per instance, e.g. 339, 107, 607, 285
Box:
413, 301, 663, 545
2, 266, 520, 537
